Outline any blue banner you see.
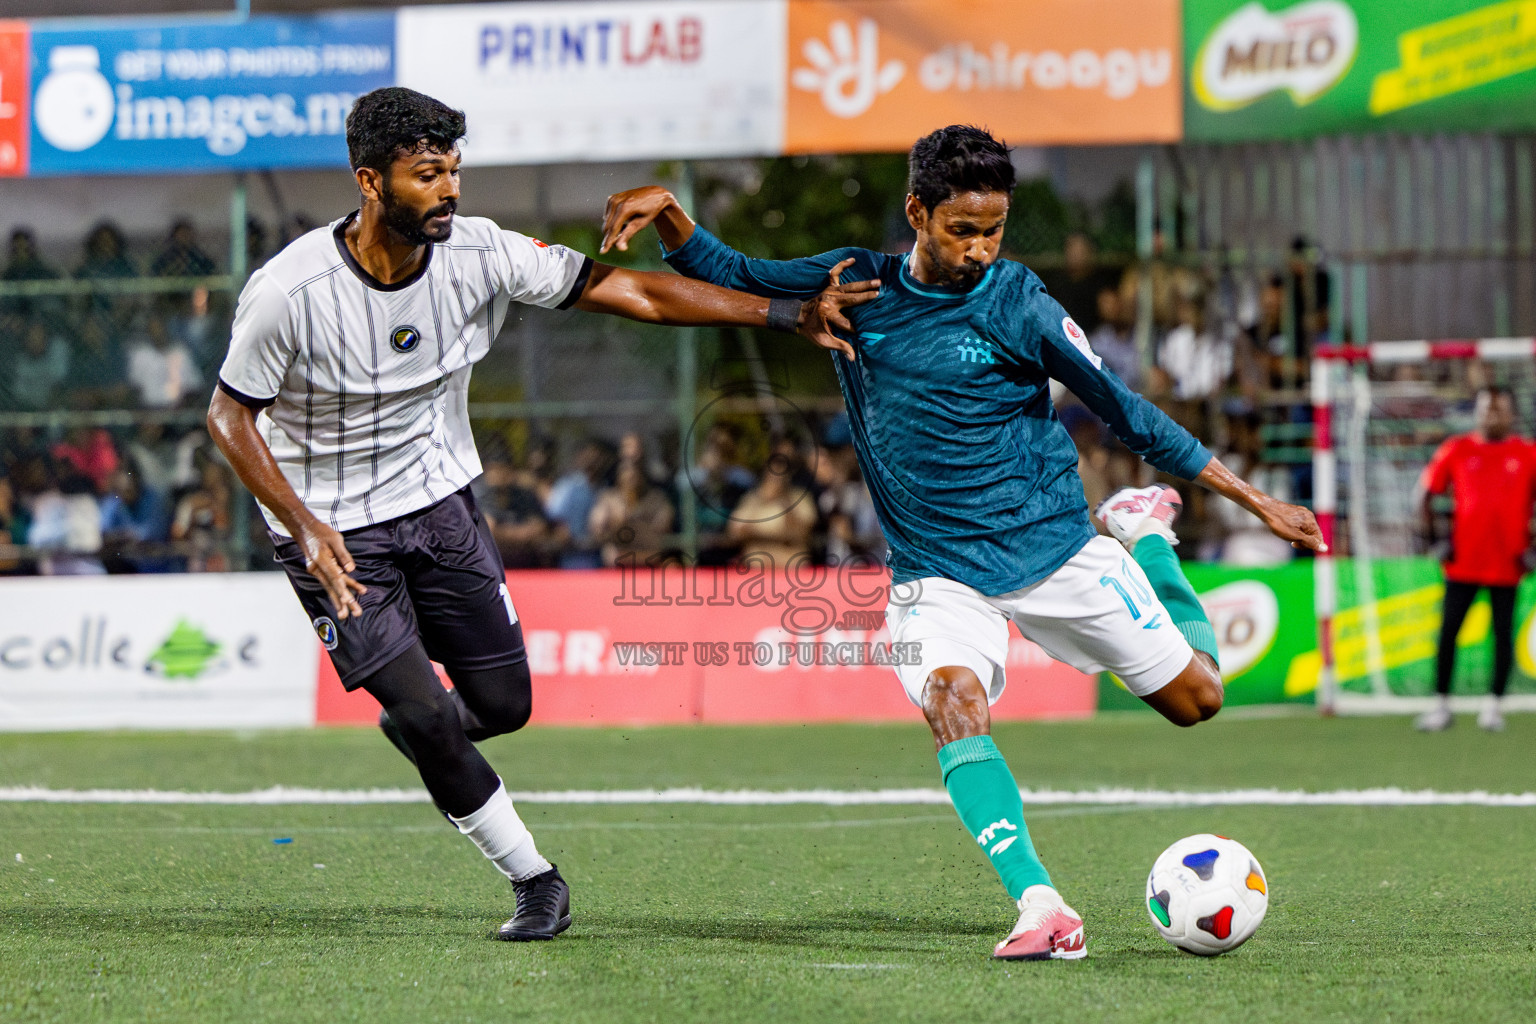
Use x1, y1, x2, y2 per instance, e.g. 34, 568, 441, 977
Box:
27, 13, 393, 176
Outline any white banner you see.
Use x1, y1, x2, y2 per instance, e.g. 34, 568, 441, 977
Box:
0, 575, 319, 731
396, 0, 786, 165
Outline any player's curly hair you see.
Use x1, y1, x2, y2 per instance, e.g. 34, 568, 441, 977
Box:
346, 87, 466, 173
907, 125, 1016, 211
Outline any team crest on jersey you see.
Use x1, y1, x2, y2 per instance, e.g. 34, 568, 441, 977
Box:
312, 616, 339, 651
1062, 316, 1103, 369
390, 325, 421, 353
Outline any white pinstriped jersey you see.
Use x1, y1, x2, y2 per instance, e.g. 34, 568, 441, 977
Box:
218, 213, 589, 536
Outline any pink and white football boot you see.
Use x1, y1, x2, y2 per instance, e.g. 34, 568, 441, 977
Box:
1095, 485, 1183, 551
992, 885, 1087, 961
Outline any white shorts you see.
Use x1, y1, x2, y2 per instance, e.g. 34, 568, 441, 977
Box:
885, 536, 1194, 708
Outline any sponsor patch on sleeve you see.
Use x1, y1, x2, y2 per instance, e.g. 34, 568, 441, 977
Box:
1062, 316, 1102, 369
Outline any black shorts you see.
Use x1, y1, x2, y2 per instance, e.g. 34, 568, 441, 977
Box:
274, 487, 526, 689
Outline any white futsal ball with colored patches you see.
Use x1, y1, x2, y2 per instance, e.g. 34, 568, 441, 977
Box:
1146, 834, 1268, 955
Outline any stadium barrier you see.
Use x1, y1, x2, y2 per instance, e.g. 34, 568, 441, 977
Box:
7, 562, 1535, 730
0, 568, 1095, 731
1099, 558, 1536, 712
0, 573, 320, 731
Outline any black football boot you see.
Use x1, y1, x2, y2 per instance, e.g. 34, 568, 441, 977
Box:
496, 864, 571, 941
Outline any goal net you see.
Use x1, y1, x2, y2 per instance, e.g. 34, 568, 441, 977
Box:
1312, 340, 1536, 714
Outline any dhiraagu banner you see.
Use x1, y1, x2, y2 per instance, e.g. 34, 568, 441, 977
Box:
1098, 558, 1536, 709
1185, 0, 1536, 141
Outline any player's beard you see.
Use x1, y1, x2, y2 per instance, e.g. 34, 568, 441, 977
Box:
381, 182, 456, 245
922, 234, 988, 289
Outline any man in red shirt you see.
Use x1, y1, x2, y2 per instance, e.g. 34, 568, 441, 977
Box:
1415, 386, 1536, 731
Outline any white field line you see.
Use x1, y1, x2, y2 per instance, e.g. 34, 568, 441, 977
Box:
0, 785, 1534, 807
0, 809, 1150, 836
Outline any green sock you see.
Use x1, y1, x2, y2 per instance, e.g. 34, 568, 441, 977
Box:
1132, 533, 1218, 665
938, 736, 1051, 900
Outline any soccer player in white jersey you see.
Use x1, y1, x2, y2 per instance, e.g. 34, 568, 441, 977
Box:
207, 88, 875, 942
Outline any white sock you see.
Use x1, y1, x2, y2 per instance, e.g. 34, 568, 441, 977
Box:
1020, 883, 1062, 907
1130, 518, 1178, 548
1436, 693, 1451, 713
449, 780, 551, 882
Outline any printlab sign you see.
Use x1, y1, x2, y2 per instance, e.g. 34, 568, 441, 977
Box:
0, 575, 319, 730
395, 0, 785, 164
26, 13, 393, 176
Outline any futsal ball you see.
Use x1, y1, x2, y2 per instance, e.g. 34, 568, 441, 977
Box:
1145, 834, 1268, 955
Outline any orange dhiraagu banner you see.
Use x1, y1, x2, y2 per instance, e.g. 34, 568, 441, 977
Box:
784, 0, 1182, 153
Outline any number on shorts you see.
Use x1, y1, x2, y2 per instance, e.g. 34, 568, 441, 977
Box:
1099, 559, 1153, 621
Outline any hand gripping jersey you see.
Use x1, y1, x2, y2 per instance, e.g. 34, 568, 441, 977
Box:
664, 227, 1212, 595
218, 213, 591, 536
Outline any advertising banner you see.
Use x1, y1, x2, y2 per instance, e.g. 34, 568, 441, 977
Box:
0, 21, 27, 177
395, 1, 785, 166
316, 567, 1097, 727
783, 0, 1181, 153
1099, 557, 1536, 710
1324, 559, 1536, 698
1186, 0, 1536, 141
25, 12, 393, 176
0, 574, 320, 730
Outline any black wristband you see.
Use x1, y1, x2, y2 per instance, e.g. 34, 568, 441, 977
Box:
766, 297, 802, 333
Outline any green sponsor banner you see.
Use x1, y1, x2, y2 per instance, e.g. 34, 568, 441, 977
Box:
1185, 0, 1536, 141
1098, 557, 1536, 710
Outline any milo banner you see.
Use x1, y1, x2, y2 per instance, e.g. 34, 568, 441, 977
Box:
1100, 558, 1536, 709
1185, 0, 1536, 141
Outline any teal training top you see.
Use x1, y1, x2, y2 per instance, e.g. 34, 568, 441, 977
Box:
664, 228, 1213, 595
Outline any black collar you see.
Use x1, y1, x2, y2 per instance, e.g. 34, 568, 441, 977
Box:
332, 211, 434, 292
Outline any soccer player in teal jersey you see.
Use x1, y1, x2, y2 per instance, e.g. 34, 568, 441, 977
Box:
601, 126, 1325, 960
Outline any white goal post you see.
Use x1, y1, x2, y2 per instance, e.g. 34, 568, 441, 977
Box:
1311, 339, 1536, 715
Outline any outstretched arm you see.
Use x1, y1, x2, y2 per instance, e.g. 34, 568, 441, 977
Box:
1033, 291, 1324, 552
570, 260, 877, 359
1195, 457, 1326, 551
601, 185, 870, 300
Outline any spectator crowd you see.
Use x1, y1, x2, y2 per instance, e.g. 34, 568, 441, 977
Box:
1, 218, 244, 575
1, 212, 1340, 577
472, 417, 886, 575
1038, 229, 1333, 565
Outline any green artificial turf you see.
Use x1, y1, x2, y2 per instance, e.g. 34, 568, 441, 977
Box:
2, 715, 1534, 1023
